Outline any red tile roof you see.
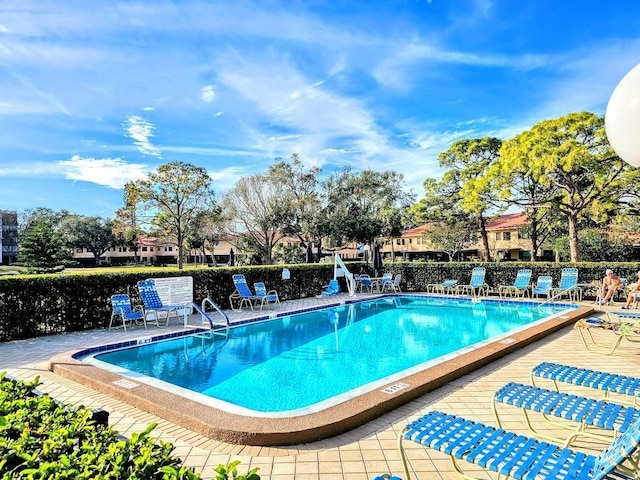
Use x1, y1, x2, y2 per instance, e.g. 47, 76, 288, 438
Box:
485, 212, 528, 230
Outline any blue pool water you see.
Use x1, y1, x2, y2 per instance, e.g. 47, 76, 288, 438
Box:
88, 296, 574, 415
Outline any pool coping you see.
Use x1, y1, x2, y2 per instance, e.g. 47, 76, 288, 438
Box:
49, 297, 593, 446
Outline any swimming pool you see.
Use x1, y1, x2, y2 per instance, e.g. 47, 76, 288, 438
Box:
82, 296, 575, 417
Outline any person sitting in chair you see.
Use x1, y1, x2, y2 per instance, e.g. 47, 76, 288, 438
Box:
621, 271, 640, 309
598, 269, 623, 306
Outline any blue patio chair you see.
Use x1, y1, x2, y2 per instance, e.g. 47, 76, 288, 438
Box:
398, 409, 640, 480
573, 312, 640, 355
136, 279, 183, 328
109, 294, 145, 331
498, 269, 532, 298
457, 267, 487, 296
550, 267, 579, 302
229, 274, 264, 311
254, 282, 280, 309
492, 381, 640, 447
322, 279, 341, 296
532, 275, 553, 299
531, 362, 640, 407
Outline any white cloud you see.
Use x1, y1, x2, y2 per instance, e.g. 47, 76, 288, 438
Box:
200, 85, 216, 103
57, 155, 149, 189
124, 116, 162, 158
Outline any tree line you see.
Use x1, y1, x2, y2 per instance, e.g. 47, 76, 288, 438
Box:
16, 111, 640, 272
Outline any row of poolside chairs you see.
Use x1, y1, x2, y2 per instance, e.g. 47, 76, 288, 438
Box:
398, 361, 640, 480
427, 267, 581, 301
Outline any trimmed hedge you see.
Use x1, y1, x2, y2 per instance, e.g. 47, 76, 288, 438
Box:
1, 261, 639, 342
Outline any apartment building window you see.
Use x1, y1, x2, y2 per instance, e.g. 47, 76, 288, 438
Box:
142, 246, 148, 252
409, 238, 412, 244
150, 247, 154, 252
396, 239, 401, 245
166, 246, 173, 252
503, 232, 511, 241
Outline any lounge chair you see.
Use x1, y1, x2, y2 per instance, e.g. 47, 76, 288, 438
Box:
532, 275, 553, 299
457, 267, 487, 297
136, 279, 183, 327
497, 268, 532, 298
398, 409, 640, 480
549, 267, 579, 302
322, 279, 341, 295
492, 381, 640, 447
531, 362, 640, 407
574, 312, 640, 355
229, 274, 265, 311
109, 294, 145, 331
254, 282, 280, 309
426, 279, 458, 295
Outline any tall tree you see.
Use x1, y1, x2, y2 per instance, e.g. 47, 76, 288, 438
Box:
321, 168, 413, 252
113, 182, 146, 263
128, 161, 217, 269
500, 112, 639, 261
18, 208, 71, 272
410, 178, 478, 261
60, 215, 116, 265
440, 137, 502, 261
223, 173, 284, 265
266, 154, 322, 262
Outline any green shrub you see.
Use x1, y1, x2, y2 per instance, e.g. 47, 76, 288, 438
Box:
0, 373, 259, 479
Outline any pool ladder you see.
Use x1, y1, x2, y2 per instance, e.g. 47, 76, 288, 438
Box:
183, 298, 229, 337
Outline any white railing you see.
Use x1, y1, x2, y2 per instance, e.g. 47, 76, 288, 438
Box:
334, 254, 356, 297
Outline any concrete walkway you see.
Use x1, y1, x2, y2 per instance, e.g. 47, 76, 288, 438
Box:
1, 294, 637, 479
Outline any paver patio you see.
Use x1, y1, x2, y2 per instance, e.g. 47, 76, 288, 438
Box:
1, 294, 636, 479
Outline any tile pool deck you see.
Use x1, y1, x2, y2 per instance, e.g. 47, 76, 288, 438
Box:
2, 293, 638, 479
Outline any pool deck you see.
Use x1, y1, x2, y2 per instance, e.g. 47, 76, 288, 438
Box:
2, 293, 638, 479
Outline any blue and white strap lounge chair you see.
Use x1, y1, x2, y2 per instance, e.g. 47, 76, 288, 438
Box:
229, 274, 265, 311
398, 410, 640, 480
549, 267, 579, 302
532, 275, 553, 299
531, 362, 640, 407
109, 294, 145, 331
457, 267, 487, 297
493, 381, 640, 447
498, 269, 532, 298
136, 279, 182, 328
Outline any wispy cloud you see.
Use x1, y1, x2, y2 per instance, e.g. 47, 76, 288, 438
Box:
57, 156, 149, 189
124, 116, 162, 158
200, 85, 216, 103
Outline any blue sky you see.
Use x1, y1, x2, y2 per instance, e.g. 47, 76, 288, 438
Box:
1, 0, 639, 217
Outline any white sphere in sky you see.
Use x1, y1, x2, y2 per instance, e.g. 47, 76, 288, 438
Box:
605, 62, 640, 168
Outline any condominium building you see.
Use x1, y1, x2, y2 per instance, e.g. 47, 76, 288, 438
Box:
380, 212, 553, 262
0, 210, 18, 264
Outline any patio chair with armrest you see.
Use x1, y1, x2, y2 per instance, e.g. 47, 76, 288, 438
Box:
457, 267, 488, 297
498, 268, 532, 298
136, 279, 183, 328
230, 274, 265, 311
549, 267, 579, 302
254, 282, 280, 309
109, 294, 145, 331
398, 409, 640, 480
532, 275, 553, 299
